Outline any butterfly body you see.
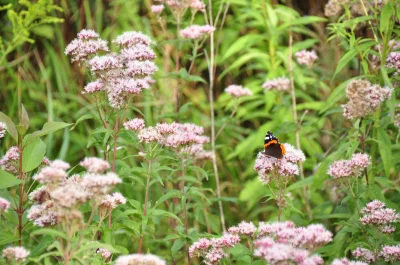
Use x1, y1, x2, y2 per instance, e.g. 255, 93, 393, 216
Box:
263, 131, 286, 159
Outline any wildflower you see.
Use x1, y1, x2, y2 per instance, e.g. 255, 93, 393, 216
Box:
386, 51, 400, 70
180, 25, 216, 39
155, 122, 209, 149
190, 0, 206, 12
42, 157, 51, 165
123, 118, 145, 131
151, 4, 164, 14
97, 248, 112, 260
27, 200, 58, 227
65, 29, 109, 62
254, 238, 302, 265
295, 50, 318, 67
81, 172, 122, 195
114, 253, 166, 265
379, 245, 400, 262
210, 233, 240, 248
29, 186, 50, 204
50, 183, 90, 208
189, 238, 211, 257
33, 166, 68, 185
330, 258, 368, 265
0, 122, 6, 139
258, 221, 296, 238
283, 144, 306, 163
328, 153, 370, 179
352, 247, 376, 263
80, 157, 110, 173
2, 246, 30, 262
225, 85, 253, 98
138, 127, 164, 143
360, 200, 399, 233
0, 197, 10, 213
262, 77, 291, 91
204, 248, 228, 265
99, 192, 127, 210
57, 209, 84, 224
342, 80, 392, 119
228, 221, 257, 236
0, 146, 20, 174
83, 80, 104, 94
113, 32, 153, 47
293, 224, 333, 250
180, 144, 213, 161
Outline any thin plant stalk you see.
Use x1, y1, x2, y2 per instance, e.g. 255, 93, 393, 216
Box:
181, 157, 191, 265
138, 158, 152, 253
288, 29, 312, 221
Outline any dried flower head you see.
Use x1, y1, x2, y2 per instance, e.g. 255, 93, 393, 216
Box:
123, 118, 145, 131
0, 197, 10, 213
114, 253, 166, 265
262, 77, 291, 92
225, 85, 253, 98
80, 157, 110, 173
180, 25, 216, 39
295, 50, 318, 67
342, 80, 392, 119
2, 246, 30, 262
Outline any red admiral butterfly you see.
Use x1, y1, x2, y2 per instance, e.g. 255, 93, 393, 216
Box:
263, 131, 286, 159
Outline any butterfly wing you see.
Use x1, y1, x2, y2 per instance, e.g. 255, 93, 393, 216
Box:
263, 143, 284, 159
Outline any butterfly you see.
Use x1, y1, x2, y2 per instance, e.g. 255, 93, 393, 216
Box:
263, 131, 286, 159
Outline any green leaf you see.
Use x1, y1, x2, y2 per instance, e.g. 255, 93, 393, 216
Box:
19, 104, 30, 134
0, 233, 19, 246
23, 121, 71, 146
70, 114, 93, 130
230, 243, 251, 257
31, 228, 67, 239
0, 170, 23, 189
286, 176, 314, 192
377, 128, 392, 177
29, 236, 54, 257
0, 112, 18, 142
333, 49, 358, 78
149, 209, 182, 224
222, 34, 264, 61
380, 4, 394, 33
22, 138, 46, 172
171, 238, 185, 257
154, 190, 181, 208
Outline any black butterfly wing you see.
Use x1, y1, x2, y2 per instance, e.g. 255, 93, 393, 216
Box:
263, 143, 284, 159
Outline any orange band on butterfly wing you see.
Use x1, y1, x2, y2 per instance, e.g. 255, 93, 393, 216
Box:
280, 144, 286, 155
264, 140, 278, 148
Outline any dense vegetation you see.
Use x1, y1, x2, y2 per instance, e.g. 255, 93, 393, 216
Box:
0, 0, 399, 265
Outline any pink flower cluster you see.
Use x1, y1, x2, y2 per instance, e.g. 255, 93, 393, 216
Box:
352, 247, 376, 263
254, 143, 305, 185
114, 253, 166, 265
189, 233, 240, 265
342, 80, 392, 119
99, 192, 127, 210
386, 51, 400, 71
123, 118, 145, 131
66, 29, 158, 108
262, 77, 290, 91
180, 144, 214, 161
151, 4, 164, 14
97, 248, 112, 260
0, 146, 20, 174
330, 258, 368, 265
295, 50, 318, 67
0, 122, 6, 139
28, 157, 124, 227
360, 200, 399, 233
0, 197, 10, 213
2, 246, 30, 262
158, 0, 206, 12
379, 245, 400, 262
228, 221, 257, 236
225, 85, 253, 98
327, 153, 370, 179
180, 25, 216, 39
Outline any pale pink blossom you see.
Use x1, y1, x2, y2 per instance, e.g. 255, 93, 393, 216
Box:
262, 77, 291, 91
0, 122, 6, 139
180, 144, 213, 160
121, 45, 156, 61
114, 32, 153, 47
228, 221, 257, 236
50, 183, 90, 208
379, 245, 400, 262
296, 50, 318, 67
180, 25, 216, 39
99, 192, 127, 210
151, 4, 164, 14
114, 253, 166, 265
283, 143, 306, 163
123, 118, 145, 131
138, 127, 164, 143
29, 186, 49, 204
0, 197, 10, 213
342, 80, 393, 119
97, 248, 112, 260
2, 246, 30, 262
88, 55, 121, 72
352, 247, 376, 263
33, 166, 68, 185
348, 153, 371, 169
254, 152, 299, 184
0, 146, 20, 173
190, 0, 206, 12
81, 172, 122, 194
360, 200, 399, 232
65, 29, 109, 62
80, 157, 110, 173
77, 29, 99, 40
293, 224, 333, 250
83, 80, 104, 94
204, 248, 227, 265
328, 153, 370, 179
225, 85, 253, 98
189, 238, 211, 257
386, 51, 400, 70
330, 258, 368, 265
27, 201, 58, 227
49, 160, 70, 170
